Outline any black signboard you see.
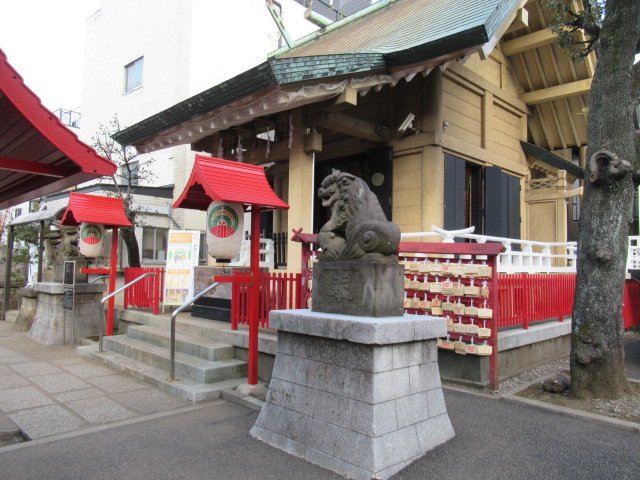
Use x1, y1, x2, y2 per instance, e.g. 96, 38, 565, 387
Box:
63, 261, 76, 286
63, 286, 74, 311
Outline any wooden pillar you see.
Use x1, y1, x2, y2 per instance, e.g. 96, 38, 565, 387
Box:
286, 109, 314, 272
107, 227, 118, 336
421, 146, 445, 231
555, 170, 568, 259
421, 69, 443, 133
2, 226, 14, 320
247, 205, 261, 385
37, 221, 44, 283
482, 91, 494, 150
272, 176, 283, 234
420, 70, 445, 232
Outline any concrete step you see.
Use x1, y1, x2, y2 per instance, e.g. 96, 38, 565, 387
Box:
102, 335, 247, 384
126, 325, 235, 362
116, 309, 277, 355
77, 344, 247, 402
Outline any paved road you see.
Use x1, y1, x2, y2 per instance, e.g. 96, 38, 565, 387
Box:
1, 389, 638, 480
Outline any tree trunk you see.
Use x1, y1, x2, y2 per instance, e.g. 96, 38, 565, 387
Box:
120, 227, 141, 268
571, 0, 640, 399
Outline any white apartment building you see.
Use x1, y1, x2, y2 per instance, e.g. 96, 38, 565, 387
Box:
78, 0, 316, 266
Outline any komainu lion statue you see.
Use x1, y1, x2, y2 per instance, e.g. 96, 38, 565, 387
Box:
317, 170, 400, 263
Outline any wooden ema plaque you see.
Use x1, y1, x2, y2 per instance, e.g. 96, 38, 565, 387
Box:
399, 242, 502, 390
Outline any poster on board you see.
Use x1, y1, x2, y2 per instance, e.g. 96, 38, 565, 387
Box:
163, 230, 200, 306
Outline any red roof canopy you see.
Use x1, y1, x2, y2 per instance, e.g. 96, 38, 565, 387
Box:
59, 192, 132, 228
173, 155, 289, 211
0, 49, 116, 209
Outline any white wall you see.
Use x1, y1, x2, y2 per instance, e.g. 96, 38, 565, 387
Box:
80, 0, 317, 233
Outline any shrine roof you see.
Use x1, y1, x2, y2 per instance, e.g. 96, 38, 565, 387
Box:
0, 49, 116, 209
59, 192, 132, 228
173, 155, 289, 211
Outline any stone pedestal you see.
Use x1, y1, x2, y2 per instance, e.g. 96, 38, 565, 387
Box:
14, 288, 37, 332
29, 282, 106, 345
251, 310, 454, 480
312, 262, 404, 317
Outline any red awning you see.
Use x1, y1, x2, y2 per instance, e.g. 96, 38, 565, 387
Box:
59, 192, 132, 228
0, 49, 116, 209
173, 154, 289, 211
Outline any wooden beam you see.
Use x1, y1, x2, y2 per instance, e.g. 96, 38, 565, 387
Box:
521, 78, 592, 105
308, 112, 390, 143
480, 0, 528, 59
482, 92, 493, 150
326, 87, 358, 112
505, 7, 529, 34
0, 156, 68, 178
246, 139, 289, 162
501, 29, 558, 56
316, 137, 373, 162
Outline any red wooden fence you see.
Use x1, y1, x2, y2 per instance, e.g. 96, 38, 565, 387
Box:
231, 272, 302, 329
123, 267, 165, 315
497, 273, 576, 329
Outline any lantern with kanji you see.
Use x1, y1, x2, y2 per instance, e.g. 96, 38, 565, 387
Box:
206, 201, 244, 260
78, 222, 105, 258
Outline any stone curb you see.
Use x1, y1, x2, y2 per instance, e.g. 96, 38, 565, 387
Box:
0, 399, 226, 454
221, 389, 265, 412
502, 394, 640, 433
0, 412, 20, 438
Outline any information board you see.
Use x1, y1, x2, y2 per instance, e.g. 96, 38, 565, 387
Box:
163, 230, 201, 306
63, 287, 74, 311
63, 261, 76, 286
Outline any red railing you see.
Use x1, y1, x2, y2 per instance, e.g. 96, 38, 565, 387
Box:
123, 267, 165, 315
231, 271, 302, 329
497, 273, 576, 329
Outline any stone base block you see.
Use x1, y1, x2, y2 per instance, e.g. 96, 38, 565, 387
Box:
312, 261, 404, 317
251, 310, 454, 480
29, 282, 106, 345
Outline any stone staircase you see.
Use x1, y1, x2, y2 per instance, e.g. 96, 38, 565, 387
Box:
78, 309, 275, 402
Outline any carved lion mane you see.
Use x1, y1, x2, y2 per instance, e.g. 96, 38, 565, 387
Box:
317, 170, 400, 263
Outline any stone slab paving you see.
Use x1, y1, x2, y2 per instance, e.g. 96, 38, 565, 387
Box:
0, 321, 191, 440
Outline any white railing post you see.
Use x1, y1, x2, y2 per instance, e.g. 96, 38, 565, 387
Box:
401, 226, 583, 274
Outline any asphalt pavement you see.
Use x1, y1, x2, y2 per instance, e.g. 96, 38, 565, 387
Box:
1, 321, 639, 479
0, 388, 638, 480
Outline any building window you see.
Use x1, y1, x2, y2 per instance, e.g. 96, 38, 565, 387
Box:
572, 196, 581, 223
142, 227, 167, 261
124, 57, 143, 93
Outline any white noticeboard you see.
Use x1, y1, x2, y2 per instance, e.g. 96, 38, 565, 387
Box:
163, 230, 200, 306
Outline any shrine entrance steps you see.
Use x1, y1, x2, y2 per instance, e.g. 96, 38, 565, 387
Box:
78, 309, 277, 402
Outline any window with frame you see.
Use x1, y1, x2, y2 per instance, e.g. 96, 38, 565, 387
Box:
142, 227, 168, 261
124, 57, 144, 93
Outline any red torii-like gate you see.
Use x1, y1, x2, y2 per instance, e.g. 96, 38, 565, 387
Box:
174, 154, 289, 385
60, 192, 132, 335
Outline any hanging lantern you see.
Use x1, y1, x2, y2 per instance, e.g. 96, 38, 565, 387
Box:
206, 201, 244, 260
78, 222, 105, 258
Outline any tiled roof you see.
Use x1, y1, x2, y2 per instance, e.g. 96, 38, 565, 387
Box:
112, 53, 385, 147
276, 0, 509, 62
114, 0, 520, 151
